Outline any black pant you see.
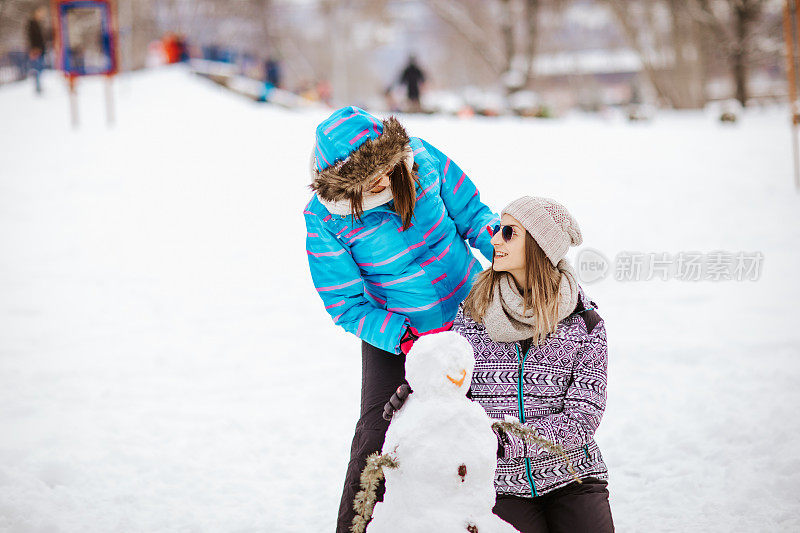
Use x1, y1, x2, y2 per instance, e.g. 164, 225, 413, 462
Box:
336, 341, 406, 533
493, 478, 615, 533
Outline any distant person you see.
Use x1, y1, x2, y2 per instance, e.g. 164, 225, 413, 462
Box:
398, 55, 426, 113
177, 34, 190, 62
26, 6, 48, 94
264, 57, 281, 89
163, 33, 181, 64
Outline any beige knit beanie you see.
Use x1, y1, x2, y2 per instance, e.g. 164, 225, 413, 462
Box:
501, 196, 582, 266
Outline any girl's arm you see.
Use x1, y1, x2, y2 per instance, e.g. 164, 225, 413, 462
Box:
305, 212, 410, 354
502, 320, 609, 459
418, 139, 499, 262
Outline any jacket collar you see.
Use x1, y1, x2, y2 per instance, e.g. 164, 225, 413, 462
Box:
316, 186, 394, 216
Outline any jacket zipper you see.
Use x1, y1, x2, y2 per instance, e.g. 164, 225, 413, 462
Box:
515, 343, 538, 497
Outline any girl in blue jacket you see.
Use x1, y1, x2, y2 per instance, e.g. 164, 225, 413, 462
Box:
304, 106, 498, 532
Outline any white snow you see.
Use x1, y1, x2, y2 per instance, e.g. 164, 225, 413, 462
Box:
0, 65, 798, 532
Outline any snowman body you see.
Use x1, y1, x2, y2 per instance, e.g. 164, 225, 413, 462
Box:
368, 332, 519, 533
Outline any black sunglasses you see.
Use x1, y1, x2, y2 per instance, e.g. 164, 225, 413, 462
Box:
492, 224, 515, 242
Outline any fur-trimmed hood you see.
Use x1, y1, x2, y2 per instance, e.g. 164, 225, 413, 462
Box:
310, 109, 414, 204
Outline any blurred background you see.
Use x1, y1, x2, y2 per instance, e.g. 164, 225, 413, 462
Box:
0, 0, 788, 116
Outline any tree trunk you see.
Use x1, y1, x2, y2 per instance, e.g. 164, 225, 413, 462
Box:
694, 0, 765, 107
499, 0, 514, 74
258, 0, 275, 55
667, 0, 706, 108
732, 3, 749, 107
129, 0, 159, 71
605, 0, 672, 106
0, 1, 8, 43
524, 0, 540, 88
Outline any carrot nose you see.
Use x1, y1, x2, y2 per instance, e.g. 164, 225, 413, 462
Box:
446, 369, 467, 387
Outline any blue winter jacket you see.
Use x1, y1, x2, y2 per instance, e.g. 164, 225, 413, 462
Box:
304, 138, 499, 354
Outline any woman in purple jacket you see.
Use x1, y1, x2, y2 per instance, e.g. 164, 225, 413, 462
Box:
451, 196, 614, 532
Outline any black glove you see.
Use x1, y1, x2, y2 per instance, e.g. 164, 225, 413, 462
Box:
382, 382, 413, 421
399, 327, 420, 355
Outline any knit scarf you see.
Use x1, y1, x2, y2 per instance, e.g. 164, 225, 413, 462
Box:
482, 259, 580, 343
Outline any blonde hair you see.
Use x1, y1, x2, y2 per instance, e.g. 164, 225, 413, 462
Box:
463, 232, 563, 345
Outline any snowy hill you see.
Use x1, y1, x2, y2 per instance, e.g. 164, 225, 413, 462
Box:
0, 66, 798, 532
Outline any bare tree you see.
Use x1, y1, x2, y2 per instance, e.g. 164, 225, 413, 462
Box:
519, 0, 568, 90
425, 0, 505, 76
667, 0, 706, 107
499, 0, 515, 74
523, 0, 541, 85
606, 0, 707, 109
0, 0, 42, 52
0, 1, 10, 40
425, 0, 565, 96
606, 0, 671, 106
692, 0, 768, 106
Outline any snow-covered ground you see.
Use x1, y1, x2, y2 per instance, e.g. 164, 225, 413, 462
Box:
1, 66, 798, 532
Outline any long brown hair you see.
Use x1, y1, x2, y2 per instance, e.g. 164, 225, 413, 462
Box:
463, 232, 563, 345
349, 161, 420, 230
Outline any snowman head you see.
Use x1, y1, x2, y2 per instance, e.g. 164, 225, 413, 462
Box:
405, 332, 475, 398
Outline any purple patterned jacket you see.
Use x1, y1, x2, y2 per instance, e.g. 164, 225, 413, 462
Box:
452, 285, 609, 498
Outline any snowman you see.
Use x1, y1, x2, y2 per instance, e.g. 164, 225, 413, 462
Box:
366, 331, 519, 533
